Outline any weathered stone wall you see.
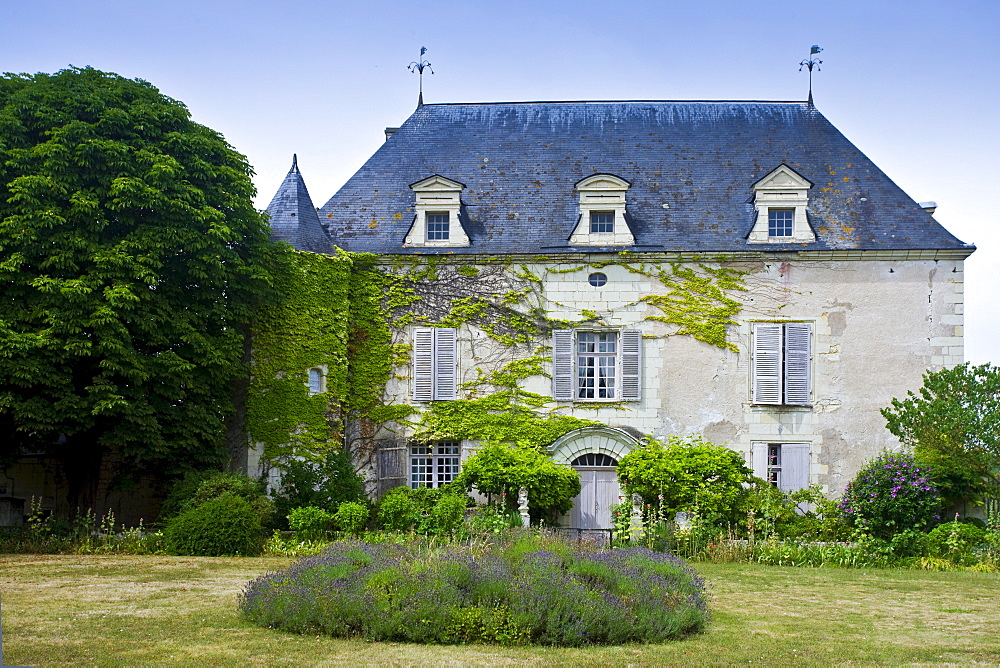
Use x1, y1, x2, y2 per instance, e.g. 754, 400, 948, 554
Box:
377, 253, 965, 497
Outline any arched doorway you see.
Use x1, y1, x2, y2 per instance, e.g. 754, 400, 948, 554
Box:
549, 427, 639, 530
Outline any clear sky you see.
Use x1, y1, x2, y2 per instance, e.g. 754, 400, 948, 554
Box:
4, 0, 998, 364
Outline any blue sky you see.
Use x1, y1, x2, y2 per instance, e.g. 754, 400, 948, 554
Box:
4, 0, 998, 363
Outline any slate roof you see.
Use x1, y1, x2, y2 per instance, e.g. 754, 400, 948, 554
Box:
311, 101, 972, 255
266, 155, 332, 254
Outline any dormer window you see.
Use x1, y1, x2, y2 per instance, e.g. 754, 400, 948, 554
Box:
590, 212, 614, 233
404, 176, 470, 247
569, 174, 634, 246
748, 165, 816, 244
426, 212, 450, 240
768, 208, 794, 237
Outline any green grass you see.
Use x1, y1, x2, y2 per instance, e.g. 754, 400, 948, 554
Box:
2, 554, 999, 665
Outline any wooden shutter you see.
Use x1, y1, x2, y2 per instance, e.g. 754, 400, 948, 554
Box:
783, 324, 811, 405
412, 328, 434, 402
377, 441, 409, 496
552, 330, 574, 401
433, 327, 457, 400
778, 443, 811, 492
750, 443, 769, 480
752, 324, 782, 404
620, 330, 642, 401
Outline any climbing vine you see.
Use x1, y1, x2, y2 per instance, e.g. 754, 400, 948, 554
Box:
247, 247, 351, 460
248, 250, 750, 480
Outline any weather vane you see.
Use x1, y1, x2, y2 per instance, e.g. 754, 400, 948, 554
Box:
408, 46, 434, 107
799, 45, 823, 106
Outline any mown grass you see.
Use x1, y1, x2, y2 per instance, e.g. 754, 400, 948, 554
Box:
2, 553, 999, 666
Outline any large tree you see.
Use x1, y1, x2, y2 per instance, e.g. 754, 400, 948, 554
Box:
882, 363, 1000, 506
0, 67, 274, 508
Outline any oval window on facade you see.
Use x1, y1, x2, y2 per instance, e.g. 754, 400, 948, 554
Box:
588, 272, 607, 287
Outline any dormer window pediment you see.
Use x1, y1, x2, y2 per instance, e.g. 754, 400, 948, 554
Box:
405, 175, 470, 247
748, 165, 815, 244
569, 173, 634, 246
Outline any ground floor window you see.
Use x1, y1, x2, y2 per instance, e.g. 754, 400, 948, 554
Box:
750, 442, 810, 492
409, 441, 461, 488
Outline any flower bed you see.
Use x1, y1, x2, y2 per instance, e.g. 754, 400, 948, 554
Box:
239, 535, 709, 645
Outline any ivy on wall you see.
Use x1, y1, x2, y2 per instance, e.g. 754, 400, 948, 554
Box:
247, 251, 750, 473
246, 248, 351, 460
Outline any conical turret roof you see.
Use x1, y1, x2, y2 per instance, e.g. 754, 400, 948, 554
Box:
266, 155, 331, 253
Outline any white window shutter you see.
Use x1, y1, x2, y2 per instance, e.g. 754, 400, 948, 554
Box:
620, 330, 642, 401
752, 324, 782, 404
412, 328, 434, 402
750, 443, 769, 480
552, 330, 574, 401
778, 443, 810, 492
433, 327, 457, 400
783, 324, 811, 405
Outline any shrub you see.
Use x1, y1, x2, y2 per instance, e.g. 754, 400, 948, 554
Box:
617, 435, 751, 528
163, 493, 265, 556
428, 494, 467, 536
453, 443, 581, 520
377, 487, 421, 531
744, 482, 850, 541
839, 452, 942, 540
926, 519, 987, 562
333, 501, 370, 536
287, 506, 333, 541
270, 448, 365, 528
162, 471, 273, 526
240, 537, 709, 645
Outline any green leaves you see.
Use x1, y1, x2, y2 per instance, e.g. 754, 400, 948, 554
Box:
617, 435, 752, 527
0, 67, 273, 478
881, 362, 1000, 505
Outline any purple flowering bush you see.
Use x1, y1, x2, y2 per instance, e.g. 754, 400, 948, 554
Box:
839, 453, 942, 540
239, 535, 709, 645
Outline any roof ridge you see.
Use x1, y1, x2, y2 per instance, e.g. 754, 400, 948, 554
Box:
421, 99, 812, 106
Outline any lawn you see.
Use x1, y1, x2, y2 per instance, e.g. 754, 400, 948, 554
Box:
2, 553, 998, 666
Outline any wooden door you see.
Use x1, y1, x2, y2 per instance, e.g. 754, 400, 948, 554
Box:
569, 467, 621, 529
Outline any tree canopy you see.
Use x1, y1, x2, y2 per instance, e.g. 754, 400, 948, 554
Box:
881, 363, 1000, 505
0, 67, 274, 505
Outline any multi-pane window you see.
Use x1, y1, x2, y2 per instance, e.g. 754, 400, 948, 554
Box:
768, 208, 794, 237
426, 212, 450, 240
577, 332, 617, 399
410, 441, 461, 488
553, 330, 641, 402
751, 443, 810, 492
766, 444, 781, 486
590, 211, 615, 233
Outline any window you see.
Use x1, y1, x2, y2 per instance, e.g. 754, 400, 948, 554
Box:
767, 208, 794, 237
404, 175, 470, 247
412, 327, 457, 401
588, 272, 607, 287
590, 212, 614, 234
750, 443, 810, 492
307, 367, 325, 395
577, 332, 617, 399
569, 174, 634, 246
410, 441, 461, 488
747, 165, 815, 243
751, 323, 811, 405
426, 212, 450, 240
552, 330, 641, 402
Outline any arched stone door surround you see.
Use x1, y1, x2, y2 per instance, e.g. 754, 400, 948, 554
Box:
549, 427, 639, 530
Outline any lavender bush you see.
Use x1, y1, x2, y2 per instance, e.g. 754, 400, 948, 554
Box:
839, 453, 942, 540
239, 535, 709, 645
